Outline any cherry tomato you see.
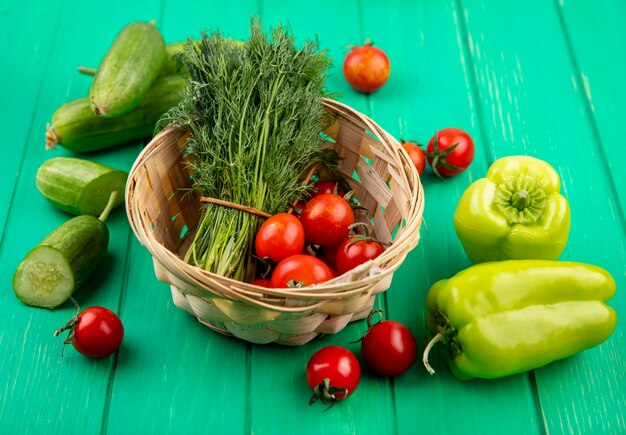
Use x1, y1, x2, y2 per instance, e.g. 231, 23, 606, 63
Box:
271, 255, 335, 288
401, 141, 426, 176
361, 314, 417, 376
72, 307, 124, 358
250, 278, 273, 288
255, 213, 305, 263
306, 346, 361, 405
300, 193, 354, 246
310, 180, 346, 198
335, 236, 385, 274
343, 40, 391, 93
426, 128, 475, 178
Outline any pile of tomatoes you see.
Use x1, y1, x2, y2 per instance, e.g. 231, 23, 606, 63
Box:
306, 311, 418, 407
253, 180, 386, 288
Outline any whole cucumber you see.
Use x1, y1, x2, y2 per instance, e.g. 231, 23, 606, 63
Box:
36, 157, 127, 216
13, 194, 117, 308
90, 21, 165, 117
46, 75, 185, 152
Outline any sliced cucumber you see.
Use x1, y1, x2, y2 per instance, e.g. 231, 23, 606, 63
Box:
36, 157, 127, 216
13, 194, 116, 308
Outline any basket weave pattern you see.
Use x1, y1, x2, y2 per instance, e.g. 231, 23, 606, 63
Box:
126, 99, 424, 345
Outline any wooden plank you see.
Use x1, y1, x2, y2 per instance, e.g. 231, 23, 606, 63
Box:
459, 0, 626, 433
101, 1, 258, 433
246, 1, 396, 433
557, 0, 626, 223
0, 1, 164, 433
0, 1, 60, 243
359, 0, 541, 433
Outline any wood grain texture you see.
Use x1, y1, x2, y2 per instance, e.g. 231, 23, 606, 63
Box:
0, 0, 624, 433
360, 1, 540, 432
460, 0, 626, 432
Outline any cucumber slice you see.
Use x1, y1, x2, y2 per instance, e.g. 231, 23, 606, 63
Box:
13, 196, 114, 309
13, 246, 75, 308
36, 157, 127, 216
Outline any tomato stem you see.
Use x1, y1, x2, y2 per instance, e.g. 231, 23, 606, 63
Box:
422, 332, 444, 375
308, 378, 348, 410
366, 309, 384, 329
53, 297, 82, 356
427, 132, 464, 178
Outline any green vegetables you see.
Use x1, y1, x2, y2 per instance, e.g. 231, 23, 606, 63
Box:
36, 157, 127, 216
13, 193, 116, 308
90, 21, 165, 117
422, 260, 617, 380
453, 156, 571, 263
159, 21, 333, 281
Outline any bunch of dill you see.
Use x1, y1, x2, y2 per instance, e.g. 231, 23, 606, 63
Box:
158, 21, 333, 281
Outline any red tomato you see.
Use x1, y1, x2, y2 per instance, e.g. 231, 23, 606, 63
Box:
401, 141, 426, 176
361, 319, 417, 376
306, 346, 361, 405
426, 128, 475, 178
300, 193, 354, 246
311, 180, 346, 198
72, 307, 124, 358
343, 41, 390, 93
335, 237, 385, 274
255, 213, 305, 263
250, 279, 272, 288
271, 255, 335, 288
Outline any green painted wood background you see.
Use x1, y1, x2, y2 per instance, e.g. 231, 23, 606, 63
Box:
1, 0, 624, 433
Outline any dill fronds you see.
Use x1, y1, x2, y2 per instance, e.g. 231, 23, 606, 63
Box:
159, 20, 334, 281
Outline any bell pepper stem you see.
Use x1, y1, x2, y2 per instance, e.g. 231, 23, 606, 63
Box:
422, 332, 444, 375
511, 189, 530, 210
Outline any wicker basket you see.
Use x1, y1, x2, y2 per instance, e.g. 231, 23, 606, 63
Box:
125, 98, 424, 345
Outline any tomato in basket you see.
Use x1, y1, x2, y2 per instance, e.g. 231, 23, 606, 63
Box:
271, 255, 336, 288
335, 236, 385, 274
310, 180, 346, 198
255, 213, 305, 263
300, 193, 354, 246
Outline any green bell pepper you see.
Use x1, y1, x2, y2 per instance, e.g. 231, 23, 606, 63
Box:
453, 156, 570, 263
423, 260, 617, 380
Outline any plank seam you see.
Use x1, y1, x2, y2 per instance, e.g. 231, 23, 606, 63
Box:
0, 10, 63, 253
454, 2, 551, 433
99, 219, 137, 435
553, 0, 626, 236
529, 370, 549, 435
454, 0, 493, 166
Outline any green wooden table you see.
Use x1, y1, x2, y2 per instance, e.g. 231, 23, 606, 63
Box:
2, 0, 625, 433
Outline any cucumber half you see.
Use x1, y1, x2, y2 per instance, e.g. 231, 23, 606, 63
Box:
36, 157, 127, 216
13, 246, 76, 308
13, 194, 115, 308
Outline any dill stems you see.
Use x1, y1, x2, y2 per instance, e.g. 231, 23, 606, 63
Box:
159, 22, 332, 281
